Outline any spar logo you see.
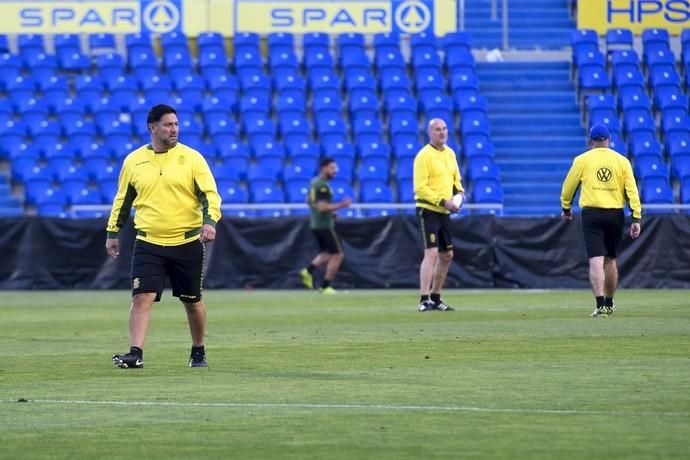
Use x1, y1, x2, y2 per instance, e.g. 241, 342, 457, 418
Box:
143, 0, 180, 34
395, 0, 431, 34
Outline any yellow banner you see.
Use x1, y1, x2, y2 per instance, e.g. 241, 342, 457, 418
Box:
0, 1, 141, 34
578, 0, 690, 35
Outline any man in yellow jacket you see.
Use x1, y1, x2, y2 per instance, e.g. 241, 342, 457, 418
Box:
413, 118, 464, 312
561, 124, 642, 317
106, 104, 221, 368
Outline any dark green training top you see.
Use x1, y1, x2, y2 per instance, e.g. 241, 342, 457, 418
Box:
308, 176, 334, 229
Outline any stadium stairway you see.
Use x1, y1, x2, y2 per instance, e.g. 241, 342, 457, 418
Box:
477, 60, 585, 215
464, 0, 575, 49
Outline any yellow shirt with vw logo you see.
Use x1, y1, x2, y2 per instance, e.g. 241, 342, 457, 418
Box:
106, 143, 222, 246
561, 147, 642, 220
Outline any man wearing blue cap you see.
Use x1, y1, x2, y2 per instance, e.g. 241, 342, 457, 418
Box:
561, 124, 642, 317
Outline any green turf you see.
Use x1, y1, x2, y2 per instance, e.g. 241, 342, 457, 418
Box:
1, 289, 689, 459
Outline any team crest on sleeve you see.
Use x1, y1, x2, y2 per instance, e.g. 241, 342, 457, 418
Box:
133, 278, 141, 289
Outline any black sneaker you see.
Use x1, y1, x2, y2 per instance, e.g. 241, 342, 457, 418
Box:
112, 352, 143, 369
433, 299, 455, 311
189, 352, 208, 368
417, 300, 435, 312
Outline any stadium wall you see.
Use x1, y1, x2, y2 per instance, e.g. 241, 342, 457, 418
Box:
1, 215, 689, 290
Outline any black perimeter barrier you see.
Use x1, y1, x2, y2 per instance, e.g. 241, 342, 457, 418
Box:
1, 215, 689, 289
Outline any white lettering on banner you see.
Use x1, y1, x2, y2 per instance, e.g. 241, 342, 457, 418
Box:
269, 7, 388, 29
20, 7, 137, 28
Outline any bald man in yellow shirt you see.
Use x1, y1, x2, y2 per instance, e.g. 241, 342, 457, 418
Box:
561, 124, 641, 317
413, 118, 464, 312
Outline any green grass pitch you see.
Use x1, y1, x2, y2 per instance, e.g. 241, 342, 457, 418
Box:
1, 289, 689, 459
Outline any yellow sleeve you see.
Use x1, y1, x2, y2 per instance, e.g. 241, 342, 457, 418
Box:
623, 159, 642, 220
560, 157, 582, 210
106, 159, 136, 238
193, 155, 222, 225
453, 156, 464, 194
413, 153, 444, 206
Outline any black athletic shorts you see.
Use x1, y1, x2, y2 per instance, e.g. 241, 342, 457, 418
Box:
581, 208, 624, 258
312, 228, 343, 254
417, 207, 453, 252
131, 239, 205, 303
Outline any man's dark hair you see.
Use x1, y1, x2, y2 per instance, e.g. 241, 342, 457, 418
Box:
147, 104, 177, 125
320, 157, 335, 168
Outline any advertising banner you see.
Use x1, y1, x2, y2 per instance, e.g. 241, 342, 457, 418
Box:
578, 0, 690, 35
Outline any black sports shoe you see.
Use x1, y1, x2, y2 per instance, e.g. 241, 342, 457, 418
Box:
433, 299, 455, 311
112, 352, 143, 369
189, 352, 208, 368
417, 300, 435, 312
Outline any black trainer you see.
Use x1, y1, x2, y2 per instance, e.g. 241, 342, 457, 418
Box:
417, 300, 435, 312
433, 299, 455, 311
112, 352, 143, 369
189, 352, 208, 368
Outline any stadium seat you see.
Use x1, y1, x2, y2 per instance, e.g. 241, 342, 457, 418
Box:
375, 50, 406, 73
303, 32, 330, 54
54, 34, 80, 54
642, 28, 671, 52
304, 49, 335, 72
18, 34, 45, 62
250, 182, 285, 204
645, 48, 676, 74
339, 48, 370, 72
234, 32, 260, 51
613, 68, 644, 92
323, 141, 356, 161
360, 181, 393, 203
682, 178, 690, 203
359, 157, 390, 184
472, 178, 505, 204
610, 49, 640, 74
467, 158, 501, 182
267, 32, 295, 53
90, 33, 116, 53
57, 49, 90, 72
274, 71, 306, 97
197, 32, 225, 55
217, 179, 249, 204
672, 155, 690, 181
634, 157, 670, 181
606, 28, 633, 51
161, 31, 189, 55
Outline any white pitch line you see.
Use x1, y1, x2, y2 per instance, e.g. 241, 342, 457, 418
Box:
2, 399, 689, 418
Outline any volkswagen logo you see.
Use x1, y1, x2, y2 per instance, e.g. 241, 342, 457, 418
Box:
596, 167, 612, 182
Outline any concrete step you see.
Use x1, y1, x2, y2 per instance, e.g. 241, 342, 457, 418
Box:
481, 80, 575, 92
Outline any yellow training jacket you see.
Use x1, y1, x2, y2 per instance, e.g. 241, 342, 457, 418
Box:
106, 143, 222, 246
413, 144, 464, 214
561, 147, 642, 220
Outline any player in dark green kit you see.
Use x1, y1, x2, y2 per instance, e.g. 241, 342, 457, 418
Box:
300, 158, 351, 294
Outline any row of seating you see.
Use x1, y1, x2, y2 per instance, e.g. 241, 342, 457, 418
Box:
573, 28, 690, 207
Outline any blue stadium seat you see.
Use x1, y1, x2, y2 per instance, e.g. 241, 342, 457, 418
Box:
18, 34, 45, 61
340, 48, 371, 71
29, 53, 58, 82
197, 32, 225, 54
375, 49, 406, 73
360, 181, 393, 203
234, 32, 260, 51
285, 180, 309, 204
250, 182, 285, 203
467, 158, 500, 182
267, 32, 295, 53
269, 50, 299, 73
54, 34, 80, 54
574, 49, 606, 71
642, 28, 670, 52
657, 92, 688, 116
396, 157, 415, 181
323, 141, 356, 161
303, 32, 330, 54
161, 31, 189, 55
571, 29, 598, 49
129, 48, 159, 77
359, 140, 390, 161
164, 51, 194, 79
199, 49, 229, 78
308, 69, 340, 94
215, 178, 247, 204
359, 157, 390, 184
630, 138, 663, 160
217, 141, 250, 161
239, 72, 271, 98
410, 32, 437, 53
674, 156, 690, 181
304, 49, 335, 72
337, 33, 365, 52
645, 48, 676, 74
450, 71, 479, 97
579, 66, 612, 94
393, 140, 421, 160
287, 141, 320, 161
650, 69, 681, 94
274, 71, 306, 98
613, 67, 645, 91
349, 94, 379, 121
473, 178, 504, 204
18, 97, 50, 126
587, 93, 616, 116
275, 93, 307, 118
95, 52, 125, 81
662, 114, 690, 139
624, 112, 655, 137
389, 112, 418, 138
642, 180, 674, 208
7, 76, 36, 104
606, 28, 633, 51
634, 157, 669, 181
89, 33, 116, 53
57, 49, 90, 72
462, 116, 491, 137
239, 94, 271, 118
421, 94, 454, 123
126, 32, 152, 53
610, 49, 640, 74
0, 53, 22, 90
385, 93, 418, 118
446, 49, 475, 75
379, 69, 411, 95
312, 93, 343, 118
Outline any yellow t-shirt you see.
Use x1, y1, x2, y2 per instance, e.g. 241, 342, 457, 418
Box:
561, 147, 642, 220
106, 143, 222, 245
413, 144, 464, 214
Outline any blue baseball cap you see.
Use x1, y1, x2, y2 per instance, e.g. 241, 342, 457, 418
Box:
589, 124, 611, 141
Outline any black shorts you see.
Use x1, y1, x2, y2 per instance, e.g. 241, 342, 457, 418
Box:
581, 208, 624, 258
417, 207, 453, 252
312, 228, 343, 254
131, 239, 205, 303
